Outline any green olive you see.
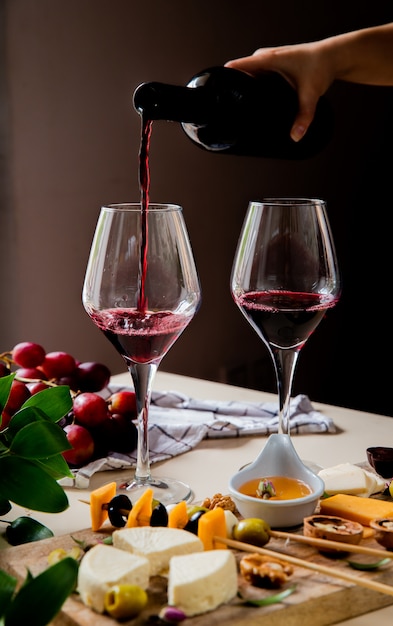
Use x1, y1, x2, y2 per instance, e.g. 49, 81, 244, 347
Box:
104, 584, 148, 619
186, 505, 208, 517
232, 517, 271, 547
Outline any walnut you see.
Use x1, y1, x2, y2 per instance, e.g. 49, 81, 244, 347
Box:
201, 493, 238, 514
239, 553, 293, 588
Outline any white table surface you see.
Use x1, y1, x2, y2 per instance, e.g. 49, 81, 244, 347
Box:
2, 370, 393, 625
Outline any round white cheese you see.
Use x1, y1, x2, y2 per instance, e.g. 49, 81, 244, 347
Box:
168, 549, 238, 616
77, 543, 150, 613
112, 526, 203, 576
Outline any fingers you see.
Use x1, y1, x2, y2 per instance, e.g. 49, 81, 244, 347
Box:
290, 85, 319, 141
224, 54, 274, 75
225, 52, 320, 143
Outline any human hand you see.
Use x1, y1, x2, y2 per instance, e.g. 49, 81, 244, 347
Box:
225, 41, 335, 142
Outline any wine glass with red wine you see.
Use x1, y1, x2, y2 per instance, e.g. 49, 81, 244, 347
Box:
82, 203, 201, 504
231, 198, 341, 437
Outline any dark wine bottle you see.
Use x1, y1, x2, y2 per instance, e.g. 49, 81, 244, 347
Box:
133, 66, 334, 160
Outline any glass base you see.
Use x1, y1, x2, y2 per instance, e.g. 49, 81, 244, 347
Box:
117, 476, 194, 506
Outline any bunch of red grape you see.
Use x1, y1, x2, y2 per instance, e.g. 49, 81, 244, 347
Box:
0, 341, 137, 467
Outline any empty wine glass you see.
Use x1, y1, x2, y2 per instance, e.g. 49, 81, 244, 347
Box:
82, 203, 201, 504
231, 198, 341, 437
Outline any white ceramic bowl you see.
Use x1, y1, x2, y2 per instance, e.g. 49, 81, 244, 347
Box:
228, 434, 325, 529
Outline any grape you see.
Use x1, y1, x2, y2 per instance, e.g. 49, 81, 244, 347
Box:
15, 367, 47, 381
5, 380, 31, 415
12, 341, 46, 368
77, 361, 111, 392
27, 381, 50, 395
73, 392, 108, 427
0, 410, 12, 431
56, 373, 80, 391
108, 390, 137, 419
41, 351, 77, 379
0, 362, 10, 377
62, 424, 95, 466
93, 413, 138, 454
1, 338, 138, 464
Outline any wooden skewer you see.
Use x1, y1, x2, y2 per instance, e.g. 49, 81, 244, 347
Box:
269, 528, 393, 560
215, 536, 393, 597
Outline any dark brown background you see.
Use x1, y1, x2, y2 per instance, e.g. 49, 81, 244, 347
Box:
1, 0, 392, 416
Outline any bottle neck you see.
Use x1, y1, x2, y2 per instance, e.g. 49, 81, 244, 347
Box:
133, 81, 212, 124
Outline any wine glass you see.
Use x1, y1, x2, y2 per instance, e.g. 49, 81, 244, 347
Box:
82, 203, 201, 504
231, 198, 341, 437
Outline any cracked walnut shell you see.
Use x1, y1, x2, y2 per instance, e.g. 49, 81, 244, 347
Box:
240, 553, 293, 588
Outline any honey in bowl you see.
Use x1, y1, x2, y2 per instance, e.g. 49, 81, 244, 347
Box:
239, 476, 312, 501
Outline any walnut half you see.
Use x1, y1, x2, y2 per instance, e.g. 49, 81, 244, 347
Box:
240, 553, 293, 588
201, 493, 238, 514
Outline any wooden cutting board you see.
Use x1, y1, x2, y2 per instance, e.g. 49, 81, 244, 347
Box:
1, 527, 393, 626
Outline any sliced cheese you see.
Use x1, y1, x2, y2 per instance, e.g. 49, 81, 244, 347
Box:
198, 507, 228, 550
224, 509, 239, 538
168, 549, 238, 616
320, 494, 393, 526
318, 463, 385, 497
363, 468, 386, 495
112, 526, 203, 576
77, 543, 149, 614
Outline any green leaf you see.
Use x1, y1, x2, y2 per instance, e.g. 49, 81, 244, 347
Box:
0, 570, 17, 616
5, 517, 54, 546
239, 584, 297, 606
22, 386, 72, 422
4, 557, 78, 626
347, 558, 391, 570
0, 457, 69, 513
6, 406, 50, 439
0, 497, 11, 516
36, 454, 73, 480
0, 375, 14, 416
9, 421, 71, 459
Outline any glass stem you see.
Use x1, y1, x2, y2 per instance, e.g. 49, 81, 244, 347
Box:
128, 362, 157, 482
272, 348, 300, 435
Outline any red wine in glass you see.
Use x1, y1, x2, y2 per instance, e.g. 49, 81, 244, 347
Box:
82, 116, 201, 504
231, 199, 341, 437
90, 308, 194, 365
235, 291, 338, 350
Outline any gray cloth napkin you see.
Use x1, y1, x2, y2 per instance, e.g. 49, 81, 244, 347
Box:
61, 385, 336, 488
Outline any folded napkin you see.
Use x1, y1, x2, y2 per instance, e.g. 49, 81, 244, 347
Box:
62, 385, 336, 488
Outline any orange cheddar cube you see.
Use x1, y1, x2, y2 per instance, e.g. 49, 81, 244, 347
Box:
320, 494, 393, 527
197, 507, 228, 550
168, 500, 189, 529
90, 481, 117, 532
126, 488, 154, 527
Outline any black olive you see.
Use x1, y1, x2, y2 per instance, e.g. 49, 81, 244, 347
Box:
107, 494, 132, 527
184, 510, 206, 534
150, 501, 168, 527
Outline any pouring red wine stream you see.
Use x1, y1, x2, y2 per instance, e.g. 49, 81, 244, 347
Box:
137, 116, 153, 313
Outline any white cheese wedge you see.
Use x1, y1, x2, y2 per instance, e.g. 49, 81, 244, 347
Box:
112, 526, 204, 576
168, 549, 238, 616
77, 543, 149, 614
224, 509, 239, 537
318, 463, 385, 497
363, 468, 386, 495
